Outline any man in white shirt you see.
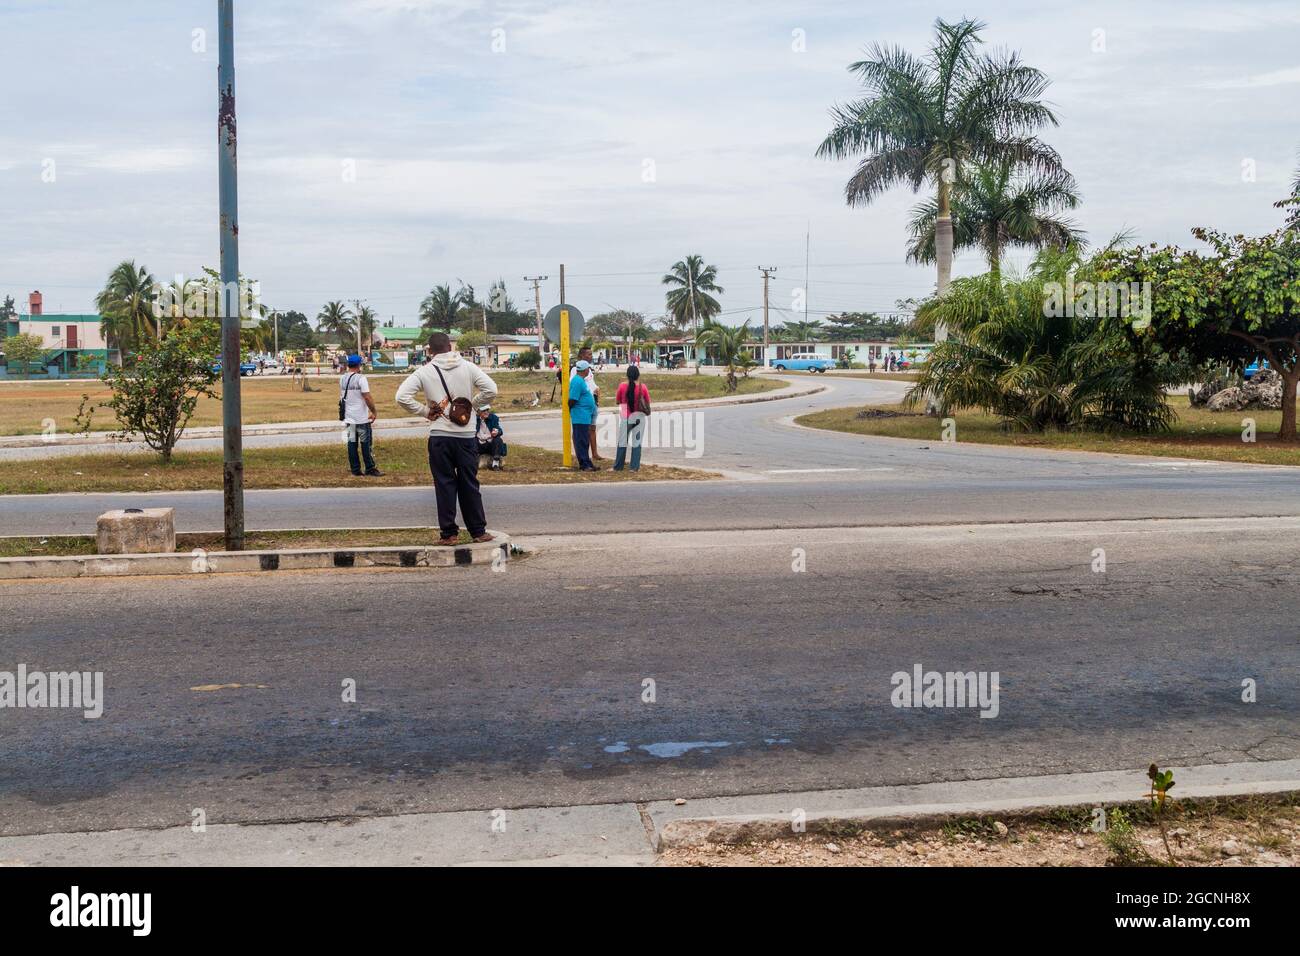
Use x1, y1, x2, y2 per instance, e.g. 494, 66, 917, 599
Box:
395, 332, 499, 544
340, 354, 383, 477
570, 346, 604, 461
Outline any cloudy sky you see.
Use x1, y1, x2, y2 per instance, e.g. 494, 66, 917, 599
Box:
2, 0, 1297, 329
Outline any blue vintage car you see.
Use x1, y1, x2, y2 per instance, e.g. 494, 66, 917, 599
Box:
1244, 360, 1270, 379
770, 353, 836, 372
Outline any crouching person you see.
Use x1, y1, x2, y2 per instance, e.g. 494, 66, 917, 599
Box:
395, 332, 498, 545
476, 405, 507, 470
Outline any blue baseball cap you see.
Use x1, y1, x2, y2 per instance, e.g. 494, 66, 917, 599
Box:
575, 359, 591, 370
346, 354, 362, 367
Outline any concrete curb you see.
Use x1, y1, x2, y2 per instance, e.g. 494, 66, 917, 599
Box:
0, 533, 511, 580
650, 758, 1300, 848
0, 380, 822, 450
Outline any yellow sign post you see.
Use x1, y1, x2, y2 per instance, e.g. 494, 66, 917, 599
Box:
560, 308, 572, 468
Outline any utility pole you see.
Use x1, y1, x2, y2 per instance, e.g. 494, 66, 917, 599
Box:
524, 275, 547, 360
352, 299, 365, 362
759, 266, 777, 367
217, 0, 244, 551
272, 309, 279, 357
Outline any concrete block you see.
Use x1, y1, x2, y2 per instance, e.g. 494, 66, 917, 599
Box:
95, 508, 176, 554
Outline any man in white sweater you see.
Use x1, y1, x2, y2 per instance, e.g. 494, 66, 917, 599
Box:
395, 332, 499, 544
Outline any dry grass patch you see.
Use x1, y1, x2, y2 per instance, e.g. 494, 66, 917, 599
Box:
0, 440, 714, 494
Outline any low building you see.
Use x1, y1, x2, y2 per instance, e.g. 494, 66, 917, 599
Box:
1, 292, 118, 375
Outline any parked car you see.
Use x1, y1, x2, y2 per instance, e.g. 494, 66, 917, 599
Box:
770, 353, 835, 372
211, 360, 260, 376
1244, 359, 1270, 379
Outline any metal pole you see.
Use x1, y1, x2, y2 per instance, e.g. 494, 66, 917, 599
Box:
218, 0, 244, 551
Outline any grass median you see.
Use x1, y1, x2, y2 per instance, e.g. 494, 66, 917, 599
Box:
0, 369, 781, 437
0, 440, 714, 494
798, 395, 1300, 466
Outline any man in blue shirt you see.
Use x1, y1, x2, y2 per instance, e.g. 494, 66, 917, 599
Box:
568, 360, 598, 471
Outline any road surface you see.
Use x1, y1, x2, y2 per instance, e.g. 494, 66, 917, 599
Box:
0, 519, 1296, 836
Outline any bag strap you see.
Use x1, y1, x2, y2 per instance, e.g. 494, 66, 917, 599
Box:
431, 364, 456, 404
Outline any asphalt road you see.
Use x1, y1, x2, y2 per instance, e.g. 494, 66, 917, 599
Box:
1, 519, 1296, 836
2, 374, 1299, 536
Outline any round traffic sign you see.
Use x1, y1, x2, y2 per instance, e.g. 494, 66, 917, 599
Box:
543, 304, 585, 345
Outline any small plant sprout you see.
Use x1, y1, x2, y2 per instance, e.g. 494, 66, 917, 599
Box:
1147, 763, 1177, 865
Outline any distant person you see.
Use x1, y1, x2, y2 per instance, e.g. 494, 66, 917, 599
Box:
340, 354, 383, 477
571, 346, 603, 461
614, 365, 650, 472
476, 404, 506, 470
395, 332, 498, 544
568, 360, 598, 471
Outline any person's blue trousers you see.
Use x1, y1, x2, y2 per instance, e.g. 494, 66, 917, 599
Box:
571, 423, 594, 469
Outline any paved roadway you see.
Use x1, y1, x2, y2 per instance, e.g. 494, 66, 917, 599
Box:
1, 375, 1298, 536
1, 519, 1296, 836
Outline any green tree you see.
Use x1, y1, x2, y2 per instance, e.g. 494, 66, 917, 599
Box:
457, 329, 489, 351
75, 323, 219, 460
275, 310, 317, 351
816, 18, 1067, 308
96, 260, 159, 352
353, 301, 377, 351
3, 332, 46, 378
316, 301, 355, 346
909, 248, 1183, 433
1098, 226, 1300, 439
514, 347, 542, 370
907, 162, 1082, 278
663, 255, 724, 333
419, 284, 463, 333
784, 319, 824, 342
0, 294, 16, 342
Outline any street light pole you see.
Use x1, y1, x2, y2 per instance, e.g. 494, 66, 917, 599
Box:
217, 0, 244, 551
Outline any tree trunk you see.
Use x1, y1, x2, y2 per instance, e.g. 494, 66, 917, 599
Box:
934, 179, 953, 343
1281, 370, 1298, 441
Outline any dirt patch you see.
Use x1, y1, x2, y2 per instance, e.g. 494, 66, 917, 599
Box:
661, 794, 1299, 867
855, 407, 923, 420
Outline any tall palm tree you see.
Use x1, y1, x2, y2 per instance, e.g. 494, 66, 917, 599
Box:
906, 163, 1083, 279
816, 17, 1067, 334
663, 255, 723, 371
419, 284, 462, 333
96, 260, 158, 352
316, 300, 355, 347
353, 301, 377, 353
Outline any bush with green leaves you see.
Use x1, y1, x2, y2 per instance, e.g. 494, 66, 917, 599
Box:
2, 332, 47, 377
513, 347, 541, 370
1102, 808, 1157, 867
908, 247, 1189, 433
75, 324, 219, 460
